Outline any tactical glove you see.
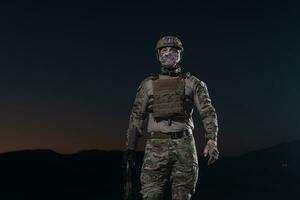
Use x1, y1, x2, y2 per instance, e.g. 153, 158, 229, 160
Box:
203, 139, 219, 165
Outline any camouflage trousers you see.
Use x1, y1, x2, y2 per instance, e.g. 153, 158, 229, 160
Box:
140, 131, 199, 200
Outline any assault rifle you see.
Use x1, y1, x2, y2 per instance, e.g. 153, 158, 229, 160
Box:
122, 149, 138, 200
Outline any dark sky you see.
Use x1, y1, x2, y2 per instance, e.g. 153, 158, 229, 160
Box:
0, 0, 299, 156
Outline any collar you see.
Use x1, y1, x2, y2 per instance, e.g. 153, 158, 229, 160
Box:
159, 64, 182, 77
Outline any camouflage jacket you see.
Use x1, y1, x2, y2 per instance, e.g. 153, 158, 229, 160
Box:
125, 72, 219, 150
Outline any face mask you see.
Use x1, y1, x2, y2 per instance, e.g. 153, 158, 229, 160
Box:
158, 50, 181, 68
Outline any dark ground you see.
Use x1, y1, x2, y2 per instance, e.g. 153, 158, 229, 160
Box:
0, 140, 299, 200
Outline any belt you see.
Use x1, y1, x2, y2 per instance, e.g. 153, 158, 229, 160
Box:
147, 129, 192, 139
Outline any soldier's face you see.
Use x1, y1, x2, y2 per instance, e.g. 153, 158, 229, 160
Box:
158, 47, 181, 68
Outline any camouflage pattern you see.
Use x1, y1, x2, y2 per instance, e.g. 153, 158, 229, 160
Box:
155, 36, 184, 51
190, 75, 219, 142
125, 71, 219, 199
125, 35, 219, 199
140, 131, 198, 200
204, 139, 219, 164
125, 76, 152, 150
126, 72, 218, 149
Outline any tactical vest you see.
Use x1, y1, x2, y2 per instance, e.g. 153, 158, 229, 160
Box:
150, 72, 193, 123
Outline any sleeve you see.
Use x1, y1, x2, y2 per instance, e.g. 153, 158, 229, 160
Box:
125, 79, 149, 150
193, 78, 219, 142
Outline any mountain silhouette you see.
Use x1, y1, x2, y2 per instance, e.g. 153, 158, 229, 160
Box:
0, 141, 298, 200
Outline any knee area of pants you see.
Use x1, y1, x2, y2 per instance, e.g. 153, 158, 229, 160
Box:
141, 191, 163, 200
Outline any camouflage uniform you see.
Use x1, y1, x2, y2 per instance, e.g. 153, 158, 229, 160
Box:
125, 36, 219, 200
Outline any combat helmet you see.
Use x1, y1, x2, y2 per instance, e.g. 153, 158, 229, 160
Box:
155, 36, 184, 51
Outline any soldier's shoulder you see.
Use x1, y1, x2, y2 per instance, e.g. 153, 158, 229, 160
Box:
149, 72, 160, 80
138, 73, 154, 83
186, 73, 200, 83
141, 74, 155, 85
136, 74, 154, 92
186, 73, 207, 87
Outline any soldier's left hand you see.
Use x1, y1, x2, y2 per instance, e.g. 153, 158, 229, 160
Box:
203, 140, 219, 165
123, 149, 136, 167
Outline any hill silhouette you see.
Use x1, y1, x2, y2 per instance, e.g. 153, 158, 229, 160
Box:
0, 141, 298, 200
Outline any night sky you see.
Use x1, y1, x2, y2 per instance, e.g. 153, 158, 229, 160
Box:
0, 0, 299, 156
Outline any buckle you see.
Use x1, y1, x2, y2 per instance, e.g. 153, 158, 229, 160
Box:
170, 132, 177, 139
169, 130, 191, 139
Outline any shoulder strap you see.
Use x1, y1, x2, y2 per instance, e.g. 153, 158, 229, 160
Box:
179, 72, 191, 79
150, 73, 159, 80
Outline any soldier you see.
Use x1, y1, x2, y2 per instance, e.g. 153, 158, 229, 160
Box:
124, 35, 219, 200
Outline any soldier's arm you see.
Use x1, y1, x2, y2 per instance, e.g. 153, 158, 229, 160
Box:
192, 77, 219, 143
125, 79, 149, 150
